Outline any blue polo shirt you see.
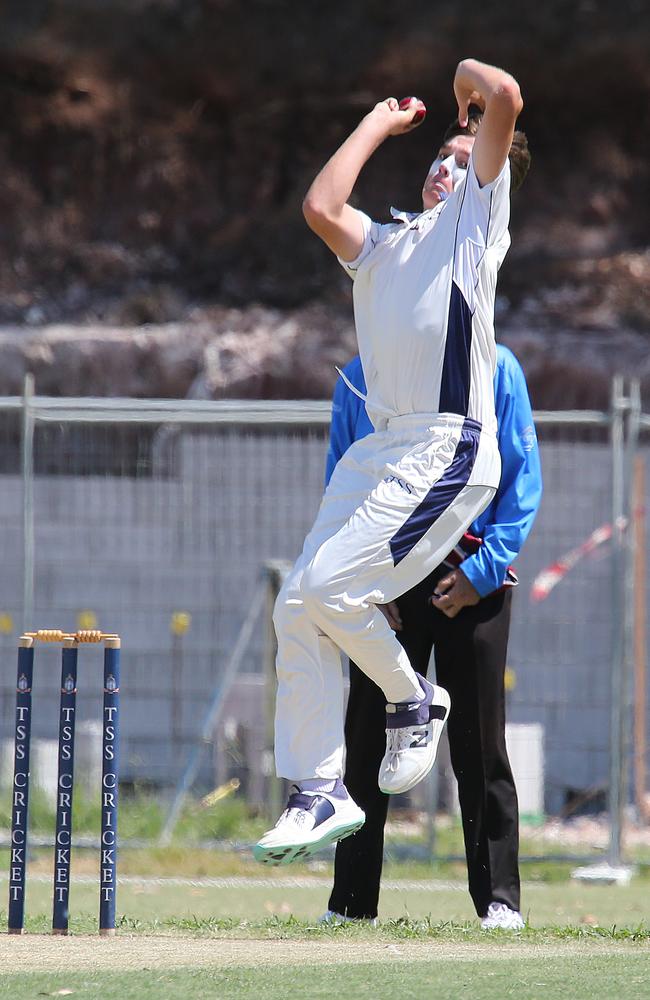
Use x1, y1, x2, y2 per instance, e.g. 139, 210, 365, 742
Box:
325, 346, 543, 597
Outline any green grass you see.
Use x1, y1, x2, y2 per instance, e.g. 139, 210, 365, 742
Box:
4, 911, 650, 940
3, 874, 650, 931
0, 845, 601, 885
3, 842, 648, 889
2, 885, 649, 999
1, 944, 649, 1000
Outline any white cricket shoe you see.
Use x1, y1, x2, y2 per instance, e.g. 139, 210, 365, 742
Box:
318, 910, 378, 928
253, 786, 365, 866
378, 673, 450, 795
481, 902, 525, 930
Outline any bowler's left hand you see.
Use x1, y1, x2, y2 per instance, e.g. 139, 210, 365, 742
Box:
378, 600, 403, 631
430, 570, 480, 618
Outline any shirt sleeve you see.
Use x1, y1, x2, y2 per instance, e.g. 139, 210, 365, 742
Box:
460, 353, 543, 596
325, 367, 364, 486
462, 154, 511, 249
337, 210, 388, 279
453, 156, 511, 311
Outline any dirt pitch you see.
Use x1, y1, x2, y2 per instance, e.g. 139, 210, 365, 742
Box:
0, 936, 646, 973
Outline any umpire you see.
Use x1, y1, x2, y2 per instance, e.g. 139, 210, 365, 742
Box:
323, 345, 542, 930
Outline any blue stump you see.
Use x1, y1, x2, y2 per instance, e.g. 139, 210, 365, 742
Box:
52, 641, 79, 934
8, 641, 35, 934
99, 640, 120, 935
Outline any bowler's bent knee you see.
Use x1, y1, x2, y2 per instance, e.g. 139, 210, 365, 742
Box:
300, 561, 343, 621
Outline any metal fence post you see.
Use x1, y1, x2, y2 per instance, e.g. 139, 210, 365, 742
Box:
623, 381, 641, 825
21, 373, 35, 632
607, 375, 627, 870
606, 376, 641, 876
632, 449, 647, 822
573, 376, 636, 885
262, 560, 291, 822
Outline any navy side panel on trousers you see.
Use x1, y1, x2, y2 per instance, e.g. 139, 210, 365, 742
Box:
389, 419, 481, 566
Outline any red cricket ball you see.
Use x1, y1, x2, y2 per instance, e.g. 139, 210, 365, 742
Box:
398, 96, 426, 125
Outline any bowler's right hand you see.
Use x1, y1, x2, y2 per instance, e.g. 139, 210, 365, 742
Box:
368, 97, 425, 136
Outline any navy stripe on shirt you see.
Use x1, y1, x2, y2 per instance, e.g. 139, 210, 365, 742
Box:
438, 281, 473, 416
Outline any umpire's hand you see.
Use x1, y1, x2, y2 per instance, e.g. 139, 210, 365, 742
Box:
431, 570, 480, 618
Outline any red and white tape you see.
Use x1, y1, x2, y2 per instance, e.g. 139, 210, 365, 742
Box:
530, 517, 628, 602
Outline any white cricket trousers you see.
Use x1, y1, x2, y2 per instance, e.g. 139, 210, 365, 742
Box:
273, 413, 499, 781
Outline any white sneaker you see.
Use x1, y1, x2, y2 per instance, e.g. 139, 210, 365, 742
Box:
378, 673, 450, 795
318, 910, 378, 928
253, 786, 365, 866
481, 901, 525, 930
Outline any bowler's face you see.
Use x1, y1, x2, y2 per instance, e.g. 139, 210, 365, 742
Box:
422, 135, 475, 210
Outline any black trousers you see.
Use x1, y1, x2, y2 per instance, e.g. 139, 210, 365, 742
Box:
328, 568, 520, 919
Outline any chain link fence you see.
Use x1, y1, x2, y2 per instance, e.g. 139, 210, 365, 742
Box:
0, 379, 648, 865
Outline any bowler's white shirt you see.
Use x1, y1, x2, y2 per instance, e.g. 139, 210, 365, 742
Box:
339, 157, 511, 437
